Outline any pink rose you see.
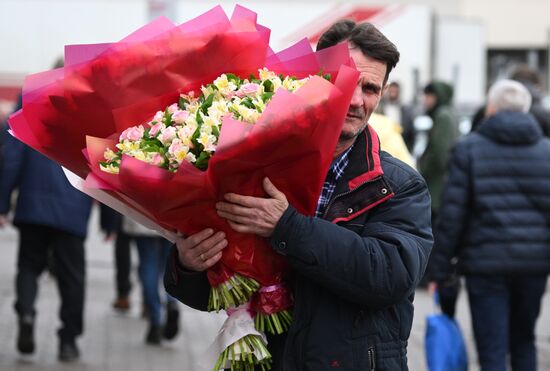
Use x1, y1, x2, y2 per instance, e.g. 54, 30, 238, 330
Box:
149, 122, 163, 137
153, 111, 164, 123
119, 125, 144, 141
172, 110, 190, 124
168, 103, 179, 114
236, 83, 260, 97
150, 153, 164, 166
168, 140, 184, 155
160, 126, 177, 144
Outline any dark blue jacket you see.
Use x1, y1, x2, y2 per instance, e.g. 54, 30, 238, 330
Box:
0, 100, 92, 237
165, 128, 433, 371
431, 111, 550, 282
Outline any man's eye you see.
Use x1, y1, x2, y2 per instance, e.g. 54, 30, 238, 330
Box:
362, 86, 377, 94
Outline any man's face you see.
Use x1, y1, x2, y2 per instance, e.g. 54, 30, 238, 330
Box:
387, 85, 399, 102
342, 46, 387, 142
423, 93, 437, 111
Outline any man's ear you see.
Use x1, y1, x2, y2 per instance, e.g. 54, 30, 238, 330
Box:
485, 103, 497, 118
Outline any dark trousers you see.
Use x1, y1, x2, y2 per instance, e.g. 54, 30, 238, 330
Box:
14, 224, 85, 341
114, 231, 132, 297
466, 275, 548, 371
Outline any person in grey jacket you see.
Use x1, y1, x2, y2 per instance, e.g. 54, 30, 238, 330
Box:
430, 80, 550, 371
165, 21, 433, 370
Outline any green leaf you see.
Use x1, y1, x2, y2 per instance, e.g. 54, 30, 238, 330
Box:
262, 79, 274, 93
212, 125, 220, 137
200, 94, 215, 115
178, 96, 189, 109
225, 73, 241, 84
99, 161, 119, 168
163, 107, 173, 126
323, 73, 332, 81
195, 111, 204, 125
241, 97, 255, 109
260, 92, 274, 102
194, 151, 210, 170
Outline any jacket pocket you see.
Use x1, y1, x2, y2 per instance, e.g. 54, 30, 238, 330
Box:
352, 337, 377, 370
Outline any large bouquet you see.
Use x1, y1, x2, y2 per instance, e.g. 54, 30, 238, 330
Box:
8, 5, 358, 370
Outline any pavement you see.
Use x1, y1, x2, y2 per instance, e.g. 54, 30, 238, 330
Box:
0, 205, 549, 371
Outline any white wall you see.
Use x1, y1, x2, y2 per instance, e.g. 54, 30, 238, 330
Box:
0, 0, 149, 77
461, 0, 550, 47
434, 17, 486, 105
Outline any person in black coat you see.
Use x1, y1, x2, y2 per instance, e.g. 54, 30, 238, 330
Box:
0, 95, 92, 362
430, 79, 550, 371
164, 21, 433, 371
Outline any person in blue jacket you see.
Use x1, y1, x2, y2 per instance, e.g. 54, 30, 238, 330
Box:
430, 80, 550, 371
164, 21, 433, 371
0, 95, 93, 362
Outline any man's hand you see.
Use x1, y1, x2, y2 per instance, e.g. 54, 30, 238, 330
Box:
175, 229, 227, 272
104, 232, 116, 242
216, 177, 288, 238
0, 215, 8, 228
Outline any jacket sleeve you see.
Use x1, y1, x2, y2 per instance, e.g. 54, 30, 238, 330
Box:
269, 174, 433, 309
430, 141, 471, 283
163, 246, 211, 311
0, 126, 26, 214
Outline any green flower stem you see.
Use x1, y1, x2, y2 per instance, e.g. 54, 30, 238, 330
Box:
254, 310, 293, 335
208, 274, 260, 311
213, 335, 272, 371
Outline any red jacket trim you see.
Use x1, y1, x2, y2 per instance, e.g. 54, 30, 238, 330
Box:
348, 125, 383, 191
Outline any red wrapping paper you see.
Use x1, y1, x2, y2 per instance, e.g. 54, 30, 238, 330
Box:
8, 5, 358, 289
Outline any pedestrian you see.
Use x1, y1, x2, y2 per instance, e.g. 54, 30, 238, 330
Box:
0, 95, 92, 362
378, 81, 416, 151
369, 112, 415, 168
430, 79, 550, 371
165, 20, 433, 371
122, 216, 180, 345
99, 205, 133, 312
417, 80, 460, 287
510, 64, 550, 137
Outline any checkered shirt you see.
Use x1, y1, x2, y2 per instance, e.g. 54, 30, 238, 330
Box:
315, 145, 354, 218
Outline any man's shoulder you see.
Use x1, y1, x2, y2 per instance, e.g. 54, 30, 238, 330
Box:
380, 151, 426, 191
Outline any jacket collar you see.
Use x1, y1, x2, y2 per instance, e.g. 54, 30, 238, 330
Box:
333, 125, 385, 195
326, 125, 395, 223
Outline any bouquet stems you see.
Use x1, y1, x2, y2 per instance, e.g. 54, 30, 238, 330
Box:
209, 274, 260, 312
213, 335, 272, 371
254, 310, 293, 335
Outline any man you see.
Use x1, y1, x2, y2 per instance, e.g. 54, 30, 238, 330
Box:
417, 80, 459, 216
430, 80, 550, 371
378, 81, 416, 151
510, 64, 550, 137
165, 20, 432, 370
0, 96, 92, 362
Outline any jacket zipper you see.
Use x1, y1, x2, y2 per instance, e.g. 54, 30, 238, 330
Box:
368, 346, 376, 371
322, 178, 383, 220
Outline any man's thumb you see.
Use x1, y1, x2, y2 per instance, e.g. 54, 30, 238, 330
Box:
263, 177, 283, 199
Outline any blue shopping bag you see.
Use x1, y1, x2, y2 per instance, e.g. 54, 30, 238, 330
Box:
425, 310, 468, 371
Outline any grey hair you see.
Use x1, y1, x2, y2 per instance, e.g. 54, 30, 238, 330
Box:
487, 79, 532, 113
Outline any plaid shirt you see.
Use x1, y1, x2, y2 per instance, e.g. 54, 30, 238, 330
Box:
315, 145, 354, 218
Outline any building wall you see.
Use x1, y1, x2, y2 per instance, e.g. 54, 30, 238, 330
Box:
461, 0, 550, 48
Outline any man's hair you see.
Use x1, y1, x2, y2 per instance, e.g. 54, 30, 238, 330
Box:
388, 81, 400, 88
488, 79, 532, 113
316, 20, 400, 85
510, 65, 541, 87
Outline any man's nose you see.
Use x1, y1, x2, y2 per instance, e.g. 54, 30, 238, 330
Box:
350, 86, 363, 107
